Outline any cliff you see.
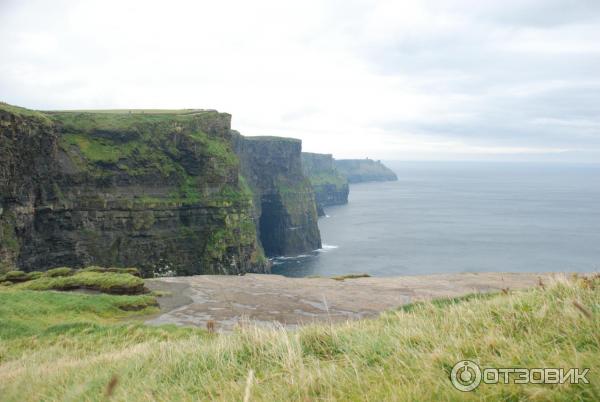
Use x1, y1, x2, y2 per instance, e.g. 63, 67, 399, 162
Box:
301, 152, 349, 215
233, 134, 321, 256
334, 158, 398, 183
0, 103, 279, 276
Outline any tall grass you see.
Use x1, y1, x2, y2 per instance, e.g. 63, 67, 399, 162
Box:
0, 275, 598, 401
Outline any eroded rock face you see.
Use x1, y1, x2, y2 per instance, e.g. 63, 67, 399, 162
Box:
334, 158, 398, 183
0, 107, 58, 272
233, 134, 322, 256
301, 152, 349, 215
0, 104, 268, 276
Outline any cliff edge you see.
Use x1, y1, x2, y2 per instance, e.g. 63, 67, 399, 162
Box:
301, 152, 349, 215
0, 103, 321, 275
234, 134, 321, 256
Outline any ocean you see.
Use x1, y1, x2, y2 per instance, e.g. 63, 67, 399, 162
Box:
271, 161, 600, 277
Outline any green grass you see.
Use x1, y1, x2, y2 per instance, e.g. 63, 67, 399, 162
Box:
44, 267, 75, 277
61, 132, 139, 162
308, 171, 349, 190
47, 109, 224, 134
0, 290, 159, 339
0, 270, 29, 282
44, 109, 211, 115
0, 102, 53, 125
398, 291, 499, 312
0, 275, 598, 401
13, 271, 146, 294
51, 109, 240, 201
80, 266, 141, 276
57, 116, 243, 205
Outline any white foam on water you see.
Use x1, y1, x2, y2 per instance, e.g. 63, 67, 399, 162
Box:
270, 253, 313, 262
317, 244, 339, 252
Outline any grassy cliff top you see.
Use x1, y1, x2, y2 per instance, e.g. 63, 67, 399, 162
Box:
0, 274, 597, 400
1, 103, 232, 135
1, 103, 223, 117
1, 103, 247, 206
48, 109, 229, 132
39, 103, 241, 202
44, 109, 220, 115
0, 102, 53, 125
243, 135, 301, 143
1, 102, 229, 125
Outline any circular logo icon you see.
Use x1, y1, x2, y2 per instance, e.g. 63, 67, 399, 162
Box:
450, 360, 482, 391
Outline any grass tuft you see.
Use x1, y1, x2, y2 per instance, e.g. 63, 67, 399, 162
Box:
0, 271, 29, 283
14, 271, 146, 294
80, 266, 142, 277
45, 267, 75, 277
0, 274, 598, 401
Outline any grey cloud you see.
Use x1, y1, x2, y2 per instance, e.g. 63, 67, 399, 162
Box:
1, 0, 599, 161
348, 0, 600, 155
471, 0, 600, 27
378, 83, 600, 149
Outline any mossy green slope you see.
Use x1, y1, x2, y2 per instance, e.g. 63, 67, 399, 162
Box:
51, 109, 238, 196
0, 104, 267, 276
0, 275, 598, 401
1, 267, 146, 294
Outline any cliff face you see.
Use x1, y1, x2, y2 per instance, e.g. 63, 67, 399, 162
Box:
0, 103, 268, 276
334, 159, 398, 183
301, 152, 349, 215
233, 135, 321, 256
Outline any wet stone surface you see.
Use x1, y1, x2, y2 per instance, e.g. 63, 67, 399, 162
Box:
145, 272, 557, 331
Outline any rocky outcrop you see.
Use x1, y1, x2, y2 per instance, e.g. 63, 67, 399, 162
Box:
301, 152, 349, 215
0, 103, 268, 276
233, 134, 321, 256
334, 158, 397, 183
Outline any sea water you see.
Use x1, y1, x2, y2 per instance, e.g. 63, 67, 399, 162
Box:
272, 161, 600, 277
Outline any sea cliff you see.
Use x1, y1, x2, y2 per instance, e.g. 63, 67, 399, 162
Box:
301, 152, 349, 215
0, 103, 320, 275
234, 135, 321, 256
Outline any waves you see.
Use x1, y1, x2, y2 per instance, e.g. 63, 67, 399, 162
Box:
269, 244, 339, 266
321, 244, 338, 250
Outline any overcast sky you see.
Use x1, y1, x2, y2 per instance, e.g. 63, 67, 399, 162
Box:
1, 0, 599, 161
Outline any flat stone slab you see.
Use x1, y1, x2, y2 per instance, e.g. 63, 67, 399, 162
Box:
145, 272, 560, 331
